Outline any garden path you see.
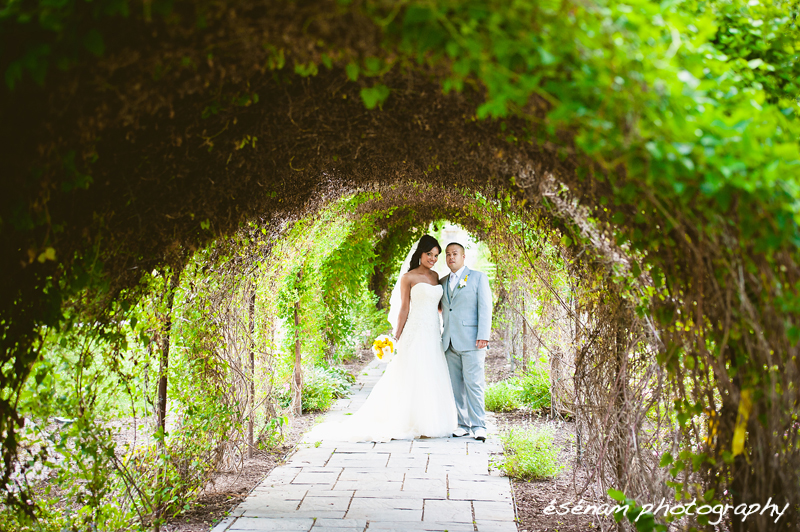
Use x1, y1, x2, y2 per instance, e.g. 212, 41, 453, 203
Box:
211, 358, 517, 532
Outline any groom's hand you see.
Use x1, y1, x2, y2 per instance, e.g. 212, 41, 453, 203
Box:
476, 339, 488, 349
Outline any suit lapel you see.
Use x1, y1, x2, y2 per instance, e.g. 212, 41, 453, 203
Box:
450, 266, 471, 303
441, 276, 451, 303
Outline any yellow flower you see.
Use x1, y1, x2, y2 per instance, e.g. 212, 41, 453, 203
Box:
372, 335, 395, 360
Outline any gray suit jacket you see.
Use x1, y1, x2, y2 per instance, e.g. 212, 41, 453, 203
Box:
440, 266, 492, 352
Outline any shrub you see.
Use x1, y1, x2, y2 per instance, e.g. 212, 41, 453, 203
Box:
519, 364, 551, 410
499, 426, 563, 480
484, 380, 522, 412
275, 366, 355, 412
302, 366, 355, 412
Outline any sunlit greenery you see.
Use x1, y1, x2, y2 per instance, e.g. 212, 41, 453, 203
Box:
2, 0, 800, 529
499, 426, 563, 480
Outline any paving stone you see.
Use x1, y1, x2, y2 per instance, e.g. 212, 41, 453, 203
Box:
211, 516, 235, 532
475, 520, 518, 532
425, 465, 487, 476
410, 442, 468, 455
447, 488, 512, 502
366, 522, 474, 532
333, 480, 403, 492
447, 477, 510, 489
362, 490, 446, 500
298, 496, 352, 512
326, 454, 390, 468
291, 449, 335, 467
241, 510, 345, 519
371, 441, 413, 453
347, 496, 423, 511
305, 489, 352, 498
225, 359, 516, 529
331, 443, 376, 451
309, 528, 364, 532
237, 498, 301, 512
472, 501, 515, 521
385, 454, 430, 468
261, 469, 303, 486
422, 499, 473, 523
337, 469, 405, 482
312, 518, 366, 528
402, 477, 447, 493
344, 507, 422, 521
226, 517, 314, 531
244, 510, 348, 519
429, 455, 489, 470
292, 471, 342, 485
248, 487, 309, 500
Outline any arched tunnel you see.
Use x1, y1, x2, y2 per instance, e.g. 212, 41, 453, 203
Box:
1, 1, 799, 530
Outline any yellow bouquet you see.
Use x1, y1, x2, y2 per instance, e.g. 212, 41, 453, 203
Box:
372, 335, 395, 362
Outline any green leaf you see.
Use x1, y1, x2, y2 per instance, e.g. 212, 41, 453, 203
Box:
538, 47, 556, 65
5, 61, 22, 90
346, 62, 360, 81
83, 29, 105, 57
360, 84, 390, 109
608, 488, 625, 502
294, 62, 318, 77
659, 452, 673, 467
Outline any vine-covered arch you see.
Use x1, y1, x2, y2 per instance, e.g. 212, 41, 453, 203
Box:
2, 1, 799, 530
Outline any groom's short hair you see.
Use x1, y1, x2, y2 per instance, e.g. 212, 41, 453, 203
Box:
446, 242, 465, 254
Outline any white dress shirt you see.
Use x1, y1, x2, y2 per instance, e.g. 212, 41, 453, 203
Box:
448, 266, 466, 290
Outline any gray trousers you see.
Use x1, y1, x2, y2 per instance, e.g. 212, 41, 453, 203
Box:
444, 345, 486, 431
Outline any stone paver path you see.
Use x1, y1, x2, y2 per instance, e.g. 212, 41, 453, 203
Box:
213, 359, 517, 532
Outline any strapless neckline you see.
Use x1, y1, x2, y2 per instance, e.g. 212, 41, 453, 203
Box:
411, 282, 442, 293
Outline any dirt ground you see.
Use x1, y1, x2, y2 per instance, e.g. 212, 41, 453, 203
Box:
484, 338, 609, 532
164, 348, 373, 531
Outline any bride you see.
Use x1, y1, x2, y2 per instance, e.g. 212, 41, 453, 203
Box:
317, 235, 457, 441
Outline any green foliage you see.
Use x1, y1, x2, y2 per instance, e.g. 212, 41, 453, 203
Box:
300, 366, 356, 412
608, 489, 668, 532
484, 379, 522, 412
1, 0, 133, 89
518, 364, 551, 410
360, 83, 390, 109
485, 364, 551, 413
499, 426, 563, 480
258, 416, 289, 450
4, 0, 800, 520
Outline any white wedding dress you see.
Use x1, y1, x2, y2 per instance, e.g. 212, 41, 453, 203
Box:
318, 282, 457, 441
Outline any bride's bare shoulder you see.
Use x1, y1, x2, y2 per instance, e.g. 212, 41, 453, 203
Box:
400, 271, 417, 285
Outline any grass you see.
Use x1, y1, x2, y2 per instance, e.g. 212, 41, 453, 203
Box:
499, 426, 563, 480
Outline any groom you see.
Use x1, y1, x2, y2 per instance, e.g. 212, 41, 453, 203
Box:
440, 243, 492, 441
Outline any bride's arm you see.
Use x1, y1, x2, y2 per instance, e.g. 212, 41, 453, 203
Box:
394, 275, 412, 339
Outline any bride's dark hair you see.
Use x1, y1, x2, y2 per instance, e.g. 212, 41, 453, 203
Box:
408, 235, 442, 271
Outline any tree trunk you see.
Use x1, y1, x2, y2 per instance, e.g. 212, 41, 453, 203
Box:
293, 271, 303, 416
522, 298, 528, 373
247, 284, 256, 459
157, 267, 181, 438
